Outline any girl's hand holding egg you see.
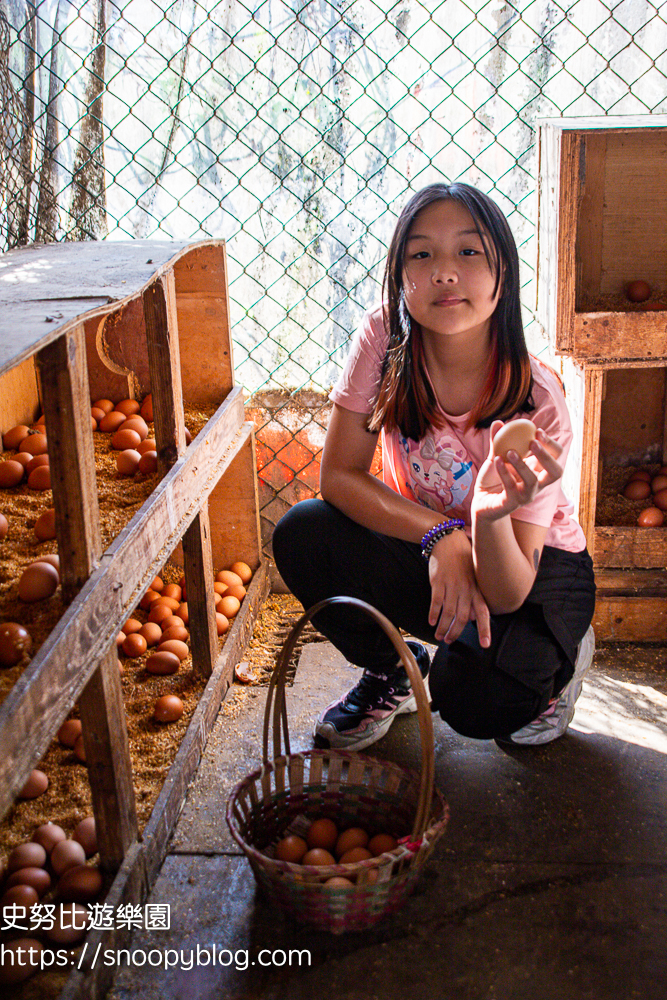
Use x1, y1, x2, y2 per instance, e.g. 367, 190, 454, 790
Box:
472, 420, 564, 521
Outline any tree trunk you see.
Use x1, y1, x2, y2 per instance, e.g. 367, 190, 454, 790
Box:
35, 0, 63, 242
69, 0, 107, 240
16, 0, 35, 244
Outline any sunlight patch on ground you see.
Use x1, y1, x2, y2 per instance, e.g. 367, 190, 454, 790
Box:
571, 673, 667, 755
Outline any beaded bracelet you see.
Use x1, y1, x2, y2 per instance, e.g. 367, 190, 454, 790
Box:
420, 518, 466, 559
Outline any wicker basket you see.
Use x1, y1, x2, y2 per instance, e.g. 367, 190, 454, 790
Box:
226, 596, 449, 933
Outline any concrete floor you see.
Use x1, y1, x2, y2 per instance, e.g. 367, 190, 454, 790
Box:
110, 640, 667, 1000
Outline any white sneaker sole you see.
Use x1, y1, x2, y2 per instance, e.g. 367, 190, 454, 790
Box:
314, 676, 431, 752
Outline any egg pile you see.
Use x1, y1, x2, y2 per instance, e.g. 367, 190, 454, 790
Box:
0, 817, 100, 984
272, 817, 400, 887
622, 467, 667, 527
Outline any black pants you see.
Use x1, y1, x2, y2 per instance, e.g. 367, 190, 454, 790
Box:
272, 499, 596, 741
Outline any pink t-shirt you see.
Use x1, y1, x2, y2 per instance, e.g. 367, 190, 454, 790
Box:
329, 305, 587, 553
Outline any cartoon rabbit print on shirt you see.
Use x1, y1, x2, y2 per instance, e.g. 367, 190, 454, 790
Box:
401, 432, 474, 514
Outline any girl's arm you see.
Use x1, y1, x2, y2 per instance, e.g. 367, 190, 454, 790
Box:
471, 422, 564, 613
320, 403, 491, 646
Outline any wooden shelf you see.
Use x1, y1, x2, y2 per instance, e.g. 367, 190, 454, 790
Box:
0, 239, 264, 997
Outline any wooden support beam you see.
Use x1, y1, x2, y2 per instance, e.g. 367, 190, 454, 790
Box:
36, 325, 138, 871
143, 269, 186, 475
182, 503, 218, 679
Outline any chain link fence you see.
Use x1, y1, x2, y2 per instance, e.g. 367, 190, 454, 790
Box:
2, 0, 667, 550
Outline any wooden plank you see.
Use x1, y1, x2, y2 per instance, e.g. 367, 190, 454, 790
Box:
36, 325, 102, 600
593, 594, 667, 642
573, 310, 667, 359
536, 122, 562, 350
594, 567, 667, 595
576, 133, 606, 311
0, 390, 246, 818
143, 269, 186, 475
0, 240, 224, 378
181, 503, 218, 679
599, 367, 665, 467
579, 368, 604, 550
0, 356, 40, 445
594, 525, 667, 569
174, 243, 234, 407
83, 314, 134, 404
77, 649, 139, 870
539, 115, 667, 133
141, 560, 270, 885
207, 426, 262, 572
555, 131, 581, 354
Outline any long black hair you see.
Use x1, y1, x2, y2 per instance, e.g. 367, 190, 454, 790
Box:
368, 182, 534, 440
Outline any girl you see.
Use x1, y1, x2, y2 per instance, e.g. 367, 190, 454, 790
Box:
272, 182, 596, 749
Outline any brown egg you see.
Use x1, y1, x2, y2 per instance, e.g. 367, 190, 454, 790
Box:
162, 583, 182, 601
122, 633, 147, 658
0, 512, 8, 539
148, 603, 174, 626
0, 883, 39, 914
92, 398, 114, 414
185, 428, 192, 445
626, 279, 651, 302
175, 602, 189, 624
116, 449, 141, 475
219, 595, 241, 619
138, 451, 158, 475
214, 582, 228, 596
216, 569, 243, 588
140, 394, 153, 421
0, 938, 44, 984
22, 433, 48, 456
99, 411, 126, 433
74, 734, 87, 763
623, 479, 651, 500
27, 464, 51, 490
335, 827, 369, 858
368, 833, 398, 855
324, 876, 355, 888
215, 612, 229, 635
91, 406, 106, 423
34, 507, 56, 541
637, 507, 664, 527
140, 589, 161, 610
73, 817, 97, 857
629, 469, 652, 483
7, 842, 47, 872
651, 474, 667, 494
339, 846, 373, 864
7, 866, 51, 896
302, 848, 336, 866
157, 639, 189, 661
652, 488, 667, 511
45, 902, 89, 944
225, 584, 246, 602
138, 438, 157, 455
116, 631, 126, 648
306, 818, 338, 851
0, 622, 32, 667
31, 823, 66, 853
153, 596, 180, 612
153, 694, 184, 723
18, 561, 59, 602
13, 451, 32, 470
25, 453, 49, 475
161, 624, 189, 643
115, 398, 141, 417
275, 835, 308, 863
51, 839, 86, 876
58, 718, 82, 747
151, 575, 164, 592
57, 864, 103, 902
229, 561, 252, 584
123, 617, 142, 634
139, 622, 163, 647
146, 651, 180, 675
34, 553, 60, 576
160, 614, 185, 632
3, 424, 31, 450
111, 427, 142, 451
120, 416, 148, 440
0, 459, 25, 487
18, 769, 48, 799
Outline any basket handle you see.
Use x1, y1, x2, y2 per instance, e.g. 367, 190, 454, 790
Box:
262, 596, 436, 840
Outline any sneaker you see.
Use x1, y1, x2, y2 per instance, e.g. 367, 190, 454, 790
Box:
498, 625, 595, 746
314, 641, 431, 751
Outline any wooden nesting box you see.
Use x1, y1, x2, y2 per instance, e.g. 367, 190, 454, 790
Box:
537, 114, 667, 641
0, 240, 268, 998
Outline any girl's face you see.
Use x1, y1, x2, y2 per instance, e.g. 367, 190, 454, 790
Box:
402, 198, 501, 343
